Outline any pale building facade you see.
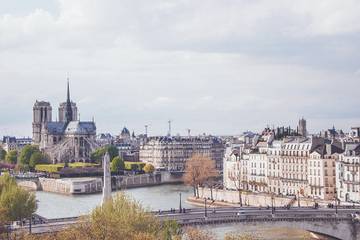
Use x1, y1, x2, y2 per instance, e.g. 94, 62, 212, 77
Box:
223, 143, 249, 191
140, 136, 224, 171
1, 136, 32, 152
336, 144, 360, 203
279, 138, 314, 196
223, 135, 345, 200
308, 144, 342, 200
267, 140, 282, 194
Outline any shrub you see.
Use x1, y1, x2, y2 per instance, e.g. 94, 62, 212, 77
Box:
69, 163, 99, 168
143, 164, 155, 174
35, 164, 63, 173
124, 162, 145, 171
35, 163, 100, 173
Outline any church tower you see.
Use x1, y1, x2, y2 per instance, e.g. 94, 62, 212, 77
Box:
298, 118, 307, 137
32, 101, 52, 144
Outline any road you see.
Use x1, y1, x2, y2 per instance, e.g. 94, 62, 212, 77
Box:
156, 206, 359, 224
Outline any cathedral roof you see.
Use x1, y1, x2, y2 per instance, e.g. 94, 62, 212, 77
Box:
47, 122, 66, 135
65, 121, 96, 135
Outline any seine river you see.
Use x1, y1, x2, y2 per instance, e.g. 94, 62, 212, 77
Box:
35, 184, 330, 240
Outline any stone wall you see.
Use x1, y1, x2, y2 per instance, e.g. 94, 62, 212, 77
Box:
17, 180, 41, 191
39, 178, 72, 194
198, 187, 335, 207
18, 172, 182, 195
114, 173, 162, 189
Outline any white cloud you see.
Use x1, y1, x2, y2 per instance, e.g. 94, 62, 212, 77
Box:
0, 0, 359, 136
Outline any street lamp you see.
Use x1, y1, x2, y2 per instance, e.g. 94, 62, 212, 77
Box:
179, 192, 182, 213
335, 187, 338, 215
204, 198, 208, 218
335, 197, 338, 215
29, 214, 32, 234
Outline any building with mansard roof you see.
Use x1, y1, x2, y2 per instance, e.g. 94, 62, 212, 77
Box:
139, 135, 225, 171
32, 82, 98, 163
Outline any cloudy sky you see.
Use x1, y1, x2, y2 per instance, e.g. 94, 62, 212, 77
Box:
0, 0, 359, 137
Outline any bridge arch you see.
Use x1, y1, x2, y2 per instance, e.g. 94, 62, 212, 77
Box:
185, 219, 359, 240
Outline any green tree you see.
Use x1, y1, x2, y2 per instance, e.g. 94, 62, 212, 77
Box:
106, 145, 119, 161
0, 174, 37, 223
143, 164, 155, 174
91, 148, 106, 163
0, 186, 37, 223
5, 150, 18, 164
29, 151, 46, 169
0, 173, 16, 192
111, 156, 124, 173
91, 145, 119, 163
19, 145, 39, 165
0, 149, 6, 161
26, 193, 180, 240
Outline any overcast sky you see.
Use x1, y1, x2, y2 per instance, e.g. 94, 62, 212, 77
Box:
0, 0, 359, 137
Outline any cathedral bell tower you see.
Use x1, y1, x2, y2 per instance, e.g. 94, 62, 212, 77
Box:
32, 101, 52, 144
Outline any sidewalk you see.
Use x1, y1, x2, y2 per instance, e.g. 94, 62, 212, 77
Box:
186, 196, 239, 207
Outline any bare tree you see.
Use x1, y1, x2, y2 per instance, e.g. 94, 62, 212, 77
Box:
229, 169, 244, 207
183, 154, 218, 198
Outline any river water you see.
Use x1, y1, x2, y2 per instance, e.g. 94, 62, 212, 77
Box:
36, 184, 193, 219
35, 184, 330, 240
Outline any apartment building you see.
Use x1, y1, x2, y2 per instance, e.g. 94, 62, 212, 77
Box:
336, 143, 360, 203
140, 136, 225, 171
308, 144, 342, 200
224, 135, 345, 200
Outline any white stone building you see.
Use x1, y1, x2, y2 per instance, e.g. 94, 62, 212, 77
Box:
336, 143, 360, 203
1, 136, 32, 152
223, 134, 346, 201
267, 140, 283, 194
223, 142, 249, 191
248, 144, 268, 192
308, 144, 342, 200
140, 136, 224, 171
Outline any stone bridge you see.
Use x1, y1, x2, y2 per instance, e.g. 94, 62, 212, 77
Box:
12, 207, 360, 240
157, 207, 360, 240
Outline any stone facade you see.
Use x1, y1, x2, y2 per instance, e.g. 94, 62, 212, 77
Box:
1, 136, 32, 152
308, 144, 341, 200
224, 134, 343, 201
140, 136, 225, 171
337, 143, 360, 202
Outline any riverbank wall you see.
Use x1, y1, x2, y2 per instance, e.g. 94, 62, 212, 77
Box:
17, 180, 41, 191
19, 171, 183, 195
114, 173, 162, 189
193, 187, 336, 208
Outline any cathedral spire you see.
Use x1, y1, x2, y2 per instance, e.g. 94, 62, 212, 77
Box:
65, 79, 73, 123
67, 79, 71, 103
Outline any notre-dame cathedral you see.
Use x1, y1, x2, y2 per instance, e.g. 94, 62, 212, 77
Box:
32, 82, 98, 163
